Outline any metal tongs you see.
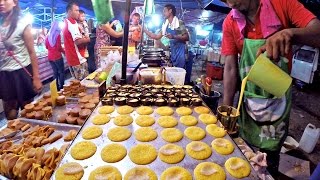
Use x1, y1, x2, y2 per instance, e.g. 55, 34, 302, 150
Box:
0, 130, 23, 143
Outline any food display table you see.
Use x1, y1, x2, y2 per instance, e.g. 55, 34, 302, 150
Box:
0, 84, 260, 179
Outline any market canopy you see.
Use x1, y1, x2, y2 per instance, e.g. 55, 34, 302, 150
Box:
18, 0, 229, 28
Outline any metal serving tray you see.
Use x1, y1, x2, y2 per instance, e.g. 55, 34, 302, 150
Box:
56, 102, 259, 180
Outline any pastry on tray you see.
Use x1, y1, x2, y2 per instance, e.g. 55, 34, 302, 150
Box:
71, 141, 97, 160
101, 143, 127, 163
160, 166, 192, 180
129, 144, 157, 165
88, 166, 122, 180
134, 127, 157, 142
184, 126, 206, 141
194, 162, 226, 180
107, 127, 132, 142
161, 128, 183, 143
159, 144, 185, 164
124, 167, 157, 180
186, 141, 212, 160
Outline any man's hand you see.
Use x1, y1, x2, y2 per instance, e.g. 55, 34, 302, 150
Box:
257, 29, 293, 61
165, 33, 174, 39
33, 78, 43, 94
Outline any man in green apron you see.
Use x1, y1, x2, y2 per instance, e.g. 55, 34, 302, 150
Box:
220, 0, 320, 177
144, 4, 189, 69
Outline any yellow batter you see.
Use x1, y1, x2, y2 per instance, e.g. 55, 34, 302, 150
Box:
88, 165, 122, 180
101, 143, 127, 163
199, 114, 217, 124
156, 106, 174, 116
180, 115, 198, 126
107, 127, 132, 142
117, 105, 134, 114
124, 167, 157, 180
161, 128, 183, 143
159, 144, 185, 164
82, 126, 103, 140
176, 107, 193, 116
129, 144, 157, 165
136, 106, 154, 115
55, 162, 84, 180
184, 126, 206, 141
194, 106, 210, 114
206, 124, 226, 138
194, 162, 226, 180
225, 157, 251, 178
158, 116, 178, 128
160, 166, 192, 180
114, 115, 133, 126
134, 127, 158, 142
135, 115, 155, 127
211, 138, 235, 155
92, 114, 111, 125
98, 106, 115, 114
186, 141, 212, 160
71, 141, 97, 160
237, 76, 248, 115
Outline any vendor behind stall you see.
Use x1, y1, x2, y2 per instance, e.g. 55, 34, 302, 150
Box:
129, 13, 142, 48
220, 0, 320, 177
144, 4, 189, 68
94, 19, 123, 68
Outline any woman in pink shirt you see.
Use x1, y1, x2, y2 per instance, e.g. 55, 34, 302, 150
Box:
45, 21, 65, 90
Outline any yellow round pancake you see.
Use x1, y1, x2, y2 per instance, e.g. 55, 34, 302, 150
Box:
176, 107, 193, 116
92, 114, 111, 125
206, 124, 226, 138
156, 106, 174, 116
184, 126, 206, 141
117, 105, 134, 114
136, 106, 154, 115
159, 144, 185, 164
225, 157, 251, 178
186, 141, 212, 160
160, 166, 192, 180
101, 143, 127, 163
82, 126, 103, 140
98, 106, 115, 114
158, 116, 178, 128
161, 128, 183, 143
180, 115, 198, 126
199, 114, 217, 124
135, 115, 155, 127
114, 115, 133, 126
124, 167, 157, 180
194, 162, 226, 180
135, 127, 158, 142
55, 162, 84, 180
89, 165, 122, 180
71, 141, 97, 160
194, 106, 210, 114
107, 127, 132, 142
211, 138, 234, 155
129, 144, 157, 165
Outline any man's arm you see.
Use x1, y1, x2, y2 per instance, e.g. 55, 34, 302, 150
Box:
144, 28, 163, 40
223, 55, 238, 106
258, 19, 320, 60
74, 36, 90, 46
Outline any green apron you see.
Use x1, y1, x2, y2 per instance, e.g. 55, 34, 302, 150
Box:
238, 39, 291, 151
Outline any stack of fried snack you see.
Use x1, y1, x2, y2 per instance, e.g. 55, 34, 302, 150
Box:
60, 79, 86, 97
0, 120, 71, 180
57, 107, 92, 125
20, 93, 53, 120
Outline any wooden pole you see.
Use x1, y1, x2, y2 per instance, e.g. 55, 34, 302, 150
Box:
120, 0, 132, 85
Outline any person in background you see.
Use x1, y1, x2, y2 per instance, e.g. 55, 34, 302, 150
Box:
63, 2, 90, 80
0, 0, 42, 120
87, 18, 97, 73
144, 4, 189, 68
220, 0, 320, 177
37, 27, 47, 46
129, 13, 142, 48
77, 9, 89, 59
94, 20, 123, 68
45, 21, 65, 91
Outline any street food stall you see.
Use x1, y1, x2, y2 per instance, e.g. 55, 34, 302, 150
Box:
0, 1, 272, 180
